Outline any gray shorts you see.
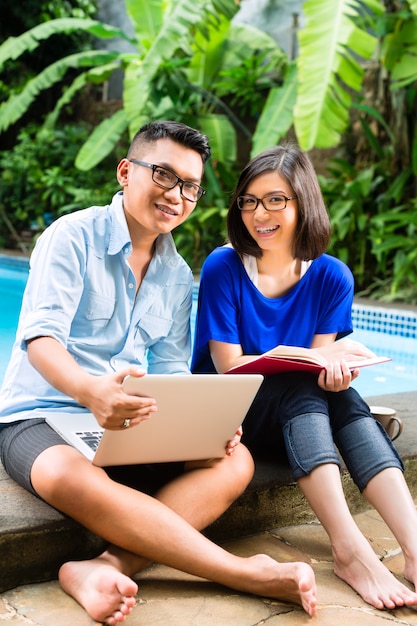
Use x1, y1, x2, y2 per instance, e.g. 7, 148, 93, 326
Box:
0, 419, 185, 498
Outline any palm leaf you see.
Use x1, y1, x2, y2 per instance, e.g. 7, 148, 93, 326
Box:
410, 0, 417, 14
0, 18, 130, 70
0, 51, 119, 133
384, 18, 417, 89
251, 62, 297, 157
123, 0, 235, 136
43, 62, 119, 130
198, 114, 236, 164
187, 17, 231, 88
294, 0, 384, 150
75, 109, 130, 170
125, 0, 164, 45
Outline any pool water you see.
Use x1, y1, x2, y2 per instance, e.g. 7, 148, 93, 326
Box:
1, 255, 416, 398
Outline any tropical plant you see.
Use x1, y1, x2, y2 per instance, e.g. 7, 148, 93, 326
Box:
0, 1, 285, 168
0, 0, 287, 269
0, 123, 119, 251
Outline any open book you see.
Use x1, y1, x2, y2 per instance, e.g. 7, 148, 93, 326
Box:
226, 345, 391, 375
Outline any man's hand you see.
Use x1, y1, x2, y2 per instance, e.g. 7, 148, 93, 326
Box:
84, 367, 158, 430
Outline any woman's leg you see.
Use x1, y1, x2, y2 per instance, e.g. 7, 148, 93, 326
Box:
30, 443, 317, 623
297, 463, 417, 609
329, 393, 417, 594
362, 467, 417, 589
243, 375, 417, 609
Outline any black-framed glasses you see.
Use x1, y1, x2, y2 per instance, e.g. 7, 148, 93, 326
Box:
129, 159, 206, 202
237, 193, 297, 212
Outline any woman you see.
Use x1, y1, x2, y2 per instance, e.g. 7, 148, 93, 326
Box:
192, 143, 417, 610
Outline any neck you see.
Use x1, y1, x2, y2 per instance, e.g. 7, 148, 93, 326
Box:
255, 250, 302, 298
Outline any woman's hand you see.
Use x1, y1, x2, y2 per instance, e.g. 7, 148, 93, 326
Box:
317, 360, 360, 392
225, 426, 243, 456
315, 337, 376, 363
315, 338, 373, 392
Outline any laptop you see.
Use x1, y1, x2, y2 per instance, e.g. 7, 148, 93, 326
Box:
45, 374, 263, 466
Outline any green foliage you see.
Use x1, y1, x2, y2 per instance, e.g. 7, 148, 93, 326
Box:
294, 0, 384, 150
322, 126, 417, 302
0, 123, 121, 250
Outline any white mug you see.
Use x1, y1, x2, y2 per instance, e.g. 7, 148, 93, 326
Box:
369, 406, 403, 442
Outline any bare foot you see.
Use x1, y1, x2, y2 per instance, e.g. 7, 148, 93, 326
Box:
333, 542, 417, 610
404, 551, 417, 591
237, 554, 317, 617
58, 557, 138, 624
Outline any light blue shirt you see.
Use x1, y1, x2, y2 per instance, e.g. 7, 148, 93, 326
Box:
0, 192, 193, 422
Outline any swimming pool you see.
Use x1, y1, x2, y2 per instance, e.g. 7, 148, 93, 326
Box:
1, 254, 416, 398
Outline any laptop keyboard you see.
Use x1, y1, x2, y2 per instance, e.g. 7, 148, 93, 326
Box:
77, 430, 103, 451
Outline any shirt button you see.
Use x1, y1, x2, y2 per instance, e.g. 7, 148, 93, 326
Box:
124, 247, 129, 254
128, 283, 134, 289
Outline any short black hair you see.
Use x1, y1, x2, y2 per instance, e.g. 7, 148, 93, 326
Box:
227, 142, 331, 260
128, 120, 211, 165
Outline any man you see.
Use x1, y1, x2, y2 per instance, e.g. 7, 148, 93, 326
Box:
0, 121, 317, 623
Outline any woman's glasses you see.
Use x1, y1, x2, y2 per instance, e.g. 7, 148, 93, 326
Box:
237, 193, 297, 212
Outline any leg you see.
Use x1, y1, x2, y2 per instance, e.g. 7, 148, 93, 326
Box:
298, 463, 417, 609
333, 410, 417, 596
31, 444, 317, 623
363, 467, 417, 589
281, 404, 417, 609
60, 445, 256, 619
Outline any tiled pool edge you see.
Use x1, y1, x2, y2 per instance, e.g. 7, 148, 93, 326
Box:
352, 303, 417, 339
2, 253, 417, 339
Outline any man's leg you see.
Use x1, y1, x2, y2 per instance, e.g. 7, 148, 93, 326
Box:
31, 444, 317, 624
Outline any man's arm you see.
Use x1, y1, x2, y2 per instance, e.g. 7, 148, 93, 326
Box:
27, 336, 157, 430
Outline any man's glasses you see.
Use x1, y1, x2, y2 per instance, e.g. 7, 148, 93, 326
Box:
237, 193, 297, 212
129, 159, 206, 202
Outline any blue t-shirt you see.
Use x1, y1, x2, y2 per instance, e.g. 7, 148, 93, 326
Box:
191, 246, 354, 373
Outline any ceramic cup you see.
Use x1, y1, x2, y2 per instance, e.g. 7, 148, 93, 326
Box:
369, 405, 403, 442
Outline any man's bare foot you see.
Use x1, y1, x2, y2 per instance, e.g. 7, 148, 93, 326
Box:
58, 558, 138, 625
333, 543, 417, 610
237, 554, 317, 617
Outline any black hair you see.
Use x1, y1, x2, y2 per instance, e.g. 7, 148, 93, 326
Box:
128, 120, 211, 165
227, 142, 331, 260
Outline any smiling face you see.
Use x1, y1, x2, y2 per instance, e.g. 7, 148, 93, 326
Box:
117, 138, 204, 241
240, 170, 298, 255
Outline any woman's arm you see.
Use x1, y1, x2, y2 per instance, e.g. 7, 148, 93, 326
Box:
209, 339, 256, 374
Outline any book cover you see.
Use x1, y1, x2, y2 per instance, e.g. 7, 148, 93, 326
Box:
225, 346, 391, 376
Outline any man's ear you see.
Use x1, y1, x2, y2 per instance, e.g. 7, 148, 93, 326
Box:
117, 159, 130, 187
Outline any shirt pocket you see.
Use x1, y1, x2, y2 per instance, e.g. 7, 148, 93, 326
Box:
136, 312, 173, 346
75, 290, 116, 336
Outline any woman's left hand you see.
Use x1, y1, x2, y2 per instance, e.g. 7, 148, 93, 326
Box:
318, 360, 360, 392
226, 426, 243, 456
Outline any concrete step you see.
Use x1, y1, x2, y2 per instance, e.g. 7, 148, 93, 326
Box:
1, 391, 416, 594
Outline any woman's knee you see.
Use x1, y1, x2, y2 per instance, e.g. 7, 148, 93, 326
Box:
283, 412, 340, 480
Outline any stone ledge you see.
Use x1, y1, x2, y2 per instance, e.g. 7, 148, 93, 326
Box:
1, 391, 416, 594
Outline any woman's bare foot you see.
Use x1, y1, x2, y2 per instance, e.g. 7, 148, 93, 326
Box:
237, 554, 317, 617
333, 541, 417, 610
58, 557, 138, 625
403, 548, 417, 591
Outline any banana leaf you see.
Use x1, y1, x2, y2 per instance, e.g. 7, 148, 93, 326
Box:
0, 18, 130, 69
251, 61, 297, 157
294, 0, 384, 150
0, 51, 119, 133
75, 109, 130, 170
